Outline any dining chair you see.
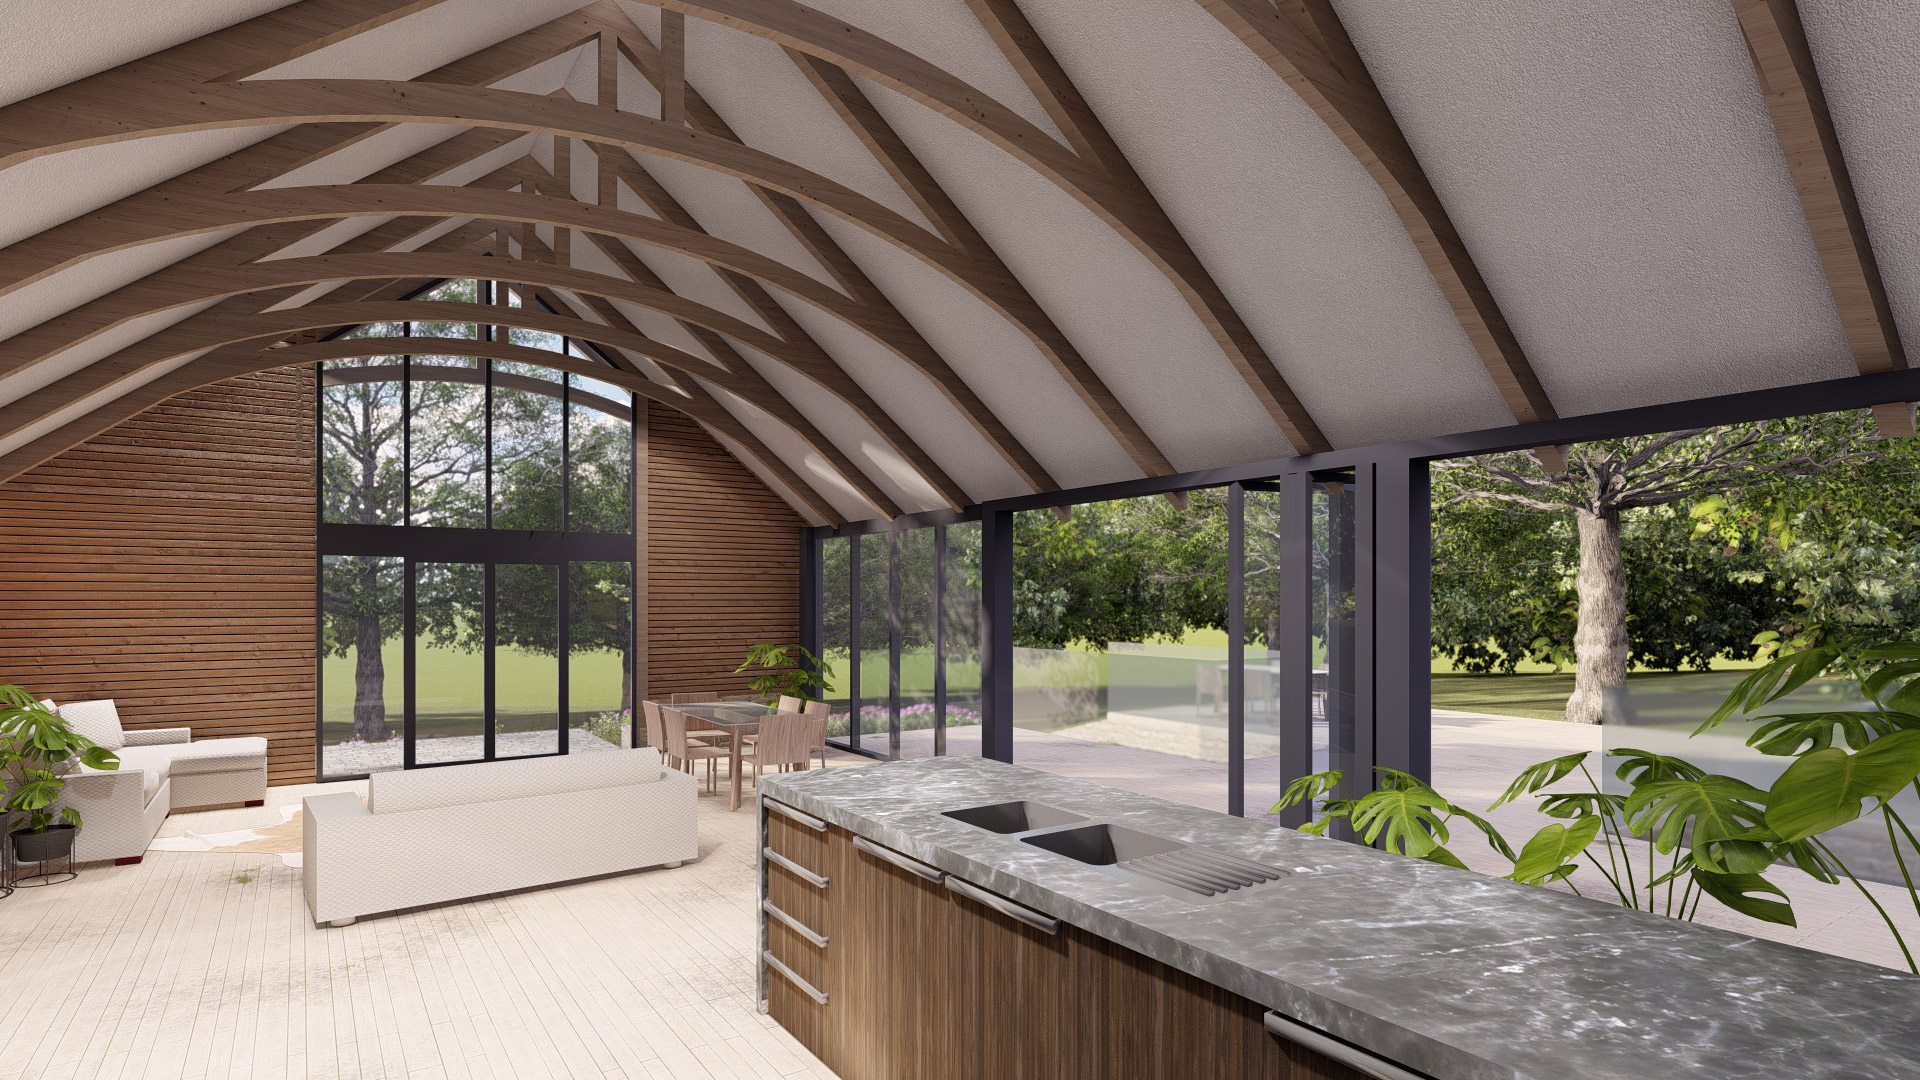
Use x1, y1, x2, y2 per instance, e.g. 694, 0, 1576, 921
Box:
803, 700, 831, 769
741, 711, 815, 787
661, 705, 729, 793
777, 695, 804, 713
659, 693, 727, 746
668, 692, 713, 704
642, 700, 674, 769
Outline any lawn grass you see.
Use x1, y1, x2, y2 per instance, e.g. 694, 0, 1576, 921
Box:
1431, 670, 1736, 722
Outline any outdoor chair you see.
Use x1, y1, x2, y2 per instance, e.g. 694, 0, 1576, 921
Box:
661, 705, 729, 793
740, 711, 814, 785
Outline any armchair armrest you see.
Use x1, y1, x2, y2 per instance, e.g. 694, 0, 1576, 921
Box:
122, 727, 191, 746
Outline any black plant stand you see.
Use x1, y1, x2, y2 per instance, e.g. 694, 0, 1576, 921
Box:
7, 819, 76, 888
0, 826, 12, 901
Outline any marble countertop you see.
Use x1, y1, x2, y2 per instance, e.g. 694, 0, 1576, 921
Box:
759, 756, 1920, 1080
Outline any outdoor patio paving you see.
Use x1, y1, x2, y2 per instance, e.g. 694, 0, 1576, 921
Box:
323, 729, 621, 776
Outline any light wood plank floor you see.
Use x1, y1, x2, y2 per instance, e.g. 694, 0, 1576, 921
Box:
0, 763, 845, 1080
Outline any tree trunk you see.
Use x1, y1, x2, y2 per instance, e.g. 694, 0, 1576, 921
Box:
1567, 508, 1629, 725
353, 613, 391, 742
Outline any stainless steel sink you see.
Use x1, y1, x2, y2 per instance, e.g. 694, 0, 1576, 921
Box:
1022, 823, 1288, 898
942, 800, 1087, 834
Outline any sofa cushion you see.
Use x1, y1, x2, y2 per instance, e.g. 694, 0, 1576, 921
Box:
57, 699, 124, 751
153, 737, 269, 776
98, 746, 169, 802
368, 749, 662, 815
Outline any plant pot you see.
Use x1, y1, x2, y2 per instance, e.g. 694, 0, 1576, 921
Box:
11, 824, 75, 863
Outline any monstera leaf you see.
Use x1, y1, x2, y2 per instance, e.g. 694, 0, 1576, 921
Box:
1489, 752, 1590, 811
1691, 869, 1796, 927
1271, 770, 1345, 817
1348, 777, 1452, 858
1611, 747, 1707, 788
1625, 774, 1774, 874
1765, 730, 1920, 842
1446, 801, 1516, 862
1536, 791, 1629, 820
1745, 710, 1920, 757
1697, 645, 1842, 733
1507, 818, 1602, 886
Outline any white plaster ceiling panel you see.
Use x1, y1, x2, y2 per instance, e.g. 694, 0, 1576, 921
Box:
0, 300, 219, 409
0, 230, 243, 345
254, 123, 465, 191
723, 342, 963, 513
1799, 1, 1920, 356
611, 239, 780, 336
493, 44, 591, 96
705, 424, 832, 525
702, 381, 883, 520
844, 82, 1292, 471
768, 235, 1130, 492
785, 0, 1069, 146
432, 134, 538, 188
623, 12, 940, 234
0, 128, 289, 249
1334, 0, 1855, 417
0, 0, 298, 106
627, 152, 838, 289
1019, 0, 1515, 448
248, 0, 593, 82
734, 328, 1022, 507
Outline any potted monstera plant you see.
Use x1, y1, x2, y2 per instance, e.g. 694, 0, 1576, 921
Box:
0, 684, 119, 865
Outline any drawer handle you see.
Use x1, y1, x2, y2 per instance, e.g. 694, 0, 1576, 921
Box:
763, 847, 829, 888
767, 799, 827, 832
762, 899, 828, 948
854, 836, 946, 882
944, 876, 1059, 935
763, 949, 828, 1005
1263, 1012, 1430, 1080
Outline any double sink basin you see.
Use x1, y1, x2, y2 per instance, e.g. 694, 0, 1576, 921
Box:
941, 800, 1287, 902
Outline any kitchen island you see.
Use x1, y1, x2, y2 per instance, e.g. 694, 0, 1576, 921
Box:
756, 756, 1920, 1080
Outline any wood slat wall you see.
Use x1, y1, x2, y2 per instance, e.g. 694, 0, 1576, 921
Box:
0, 375, 804, 786
0, 369, 319, 785
645, 401, 804, 699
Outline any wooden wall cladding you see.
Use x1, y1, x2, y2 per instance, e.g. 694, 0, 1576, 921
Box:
0, 368, 318, 785
645, 401, 804, 699
0, 376, 805, 786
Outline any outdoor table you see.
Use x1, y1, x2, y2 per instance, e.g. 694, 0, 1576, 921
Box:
672, 700, 777, 811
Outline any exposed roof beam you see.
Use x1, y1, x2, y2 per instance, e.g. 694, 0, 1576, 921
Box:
576, 153, 969, 509
1194, 0, 1557, 427
652, 0, 1330, 453
1732, 0, 1907, 437
777, 49, 1185, 485
610, 31, 1087, 488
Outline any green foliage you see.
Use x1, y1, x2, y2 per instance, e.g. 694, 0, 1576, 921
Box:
1011, 495, 1229, 650
0, 684, 119, 835
1764, 732, 1920, 842
736, 644, 835, 704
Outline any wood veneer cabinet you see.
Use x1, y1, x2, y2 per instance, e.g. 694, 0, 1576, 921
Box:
762, 815, 1373, 1080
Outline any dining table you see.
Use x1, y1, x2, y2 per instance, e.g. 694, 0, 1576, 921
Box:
671, 700, 780, 811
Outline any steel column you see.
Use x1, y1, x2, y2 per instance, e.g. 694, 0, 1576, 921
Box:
979, 508, 1015, 763
1228, 483, 1246, 817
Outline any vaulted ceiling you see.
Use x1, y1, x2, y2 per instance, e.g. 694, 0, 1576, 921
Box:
1, 0, 1915, 525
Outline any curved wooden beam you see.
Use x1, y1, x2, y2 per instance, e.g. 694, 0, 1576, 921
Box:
644, 0, 1330, 453
0, 79, 1158, 478
8, 184, 1052, 499
1192, 0, 1555, 426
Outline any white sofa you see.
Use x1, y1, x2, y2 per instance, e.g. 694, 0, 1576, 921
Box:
302, 750, 698, 927
50, 699, 269, 864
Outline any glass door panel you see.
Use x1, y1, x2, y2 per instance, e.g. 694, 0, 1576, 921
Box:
320, 555, 403, 778
495, 562, 560, 758
413, 561, 486, 764
569, 560, 632, 752
1314, 475, 1357, 829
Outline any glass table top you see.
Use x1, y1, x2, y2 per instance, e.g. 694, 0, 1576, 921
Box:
668, 701, 777, 726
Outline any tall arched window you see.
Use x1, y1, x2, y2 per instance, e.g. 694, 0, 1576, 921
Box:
317, 279, 637, 778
